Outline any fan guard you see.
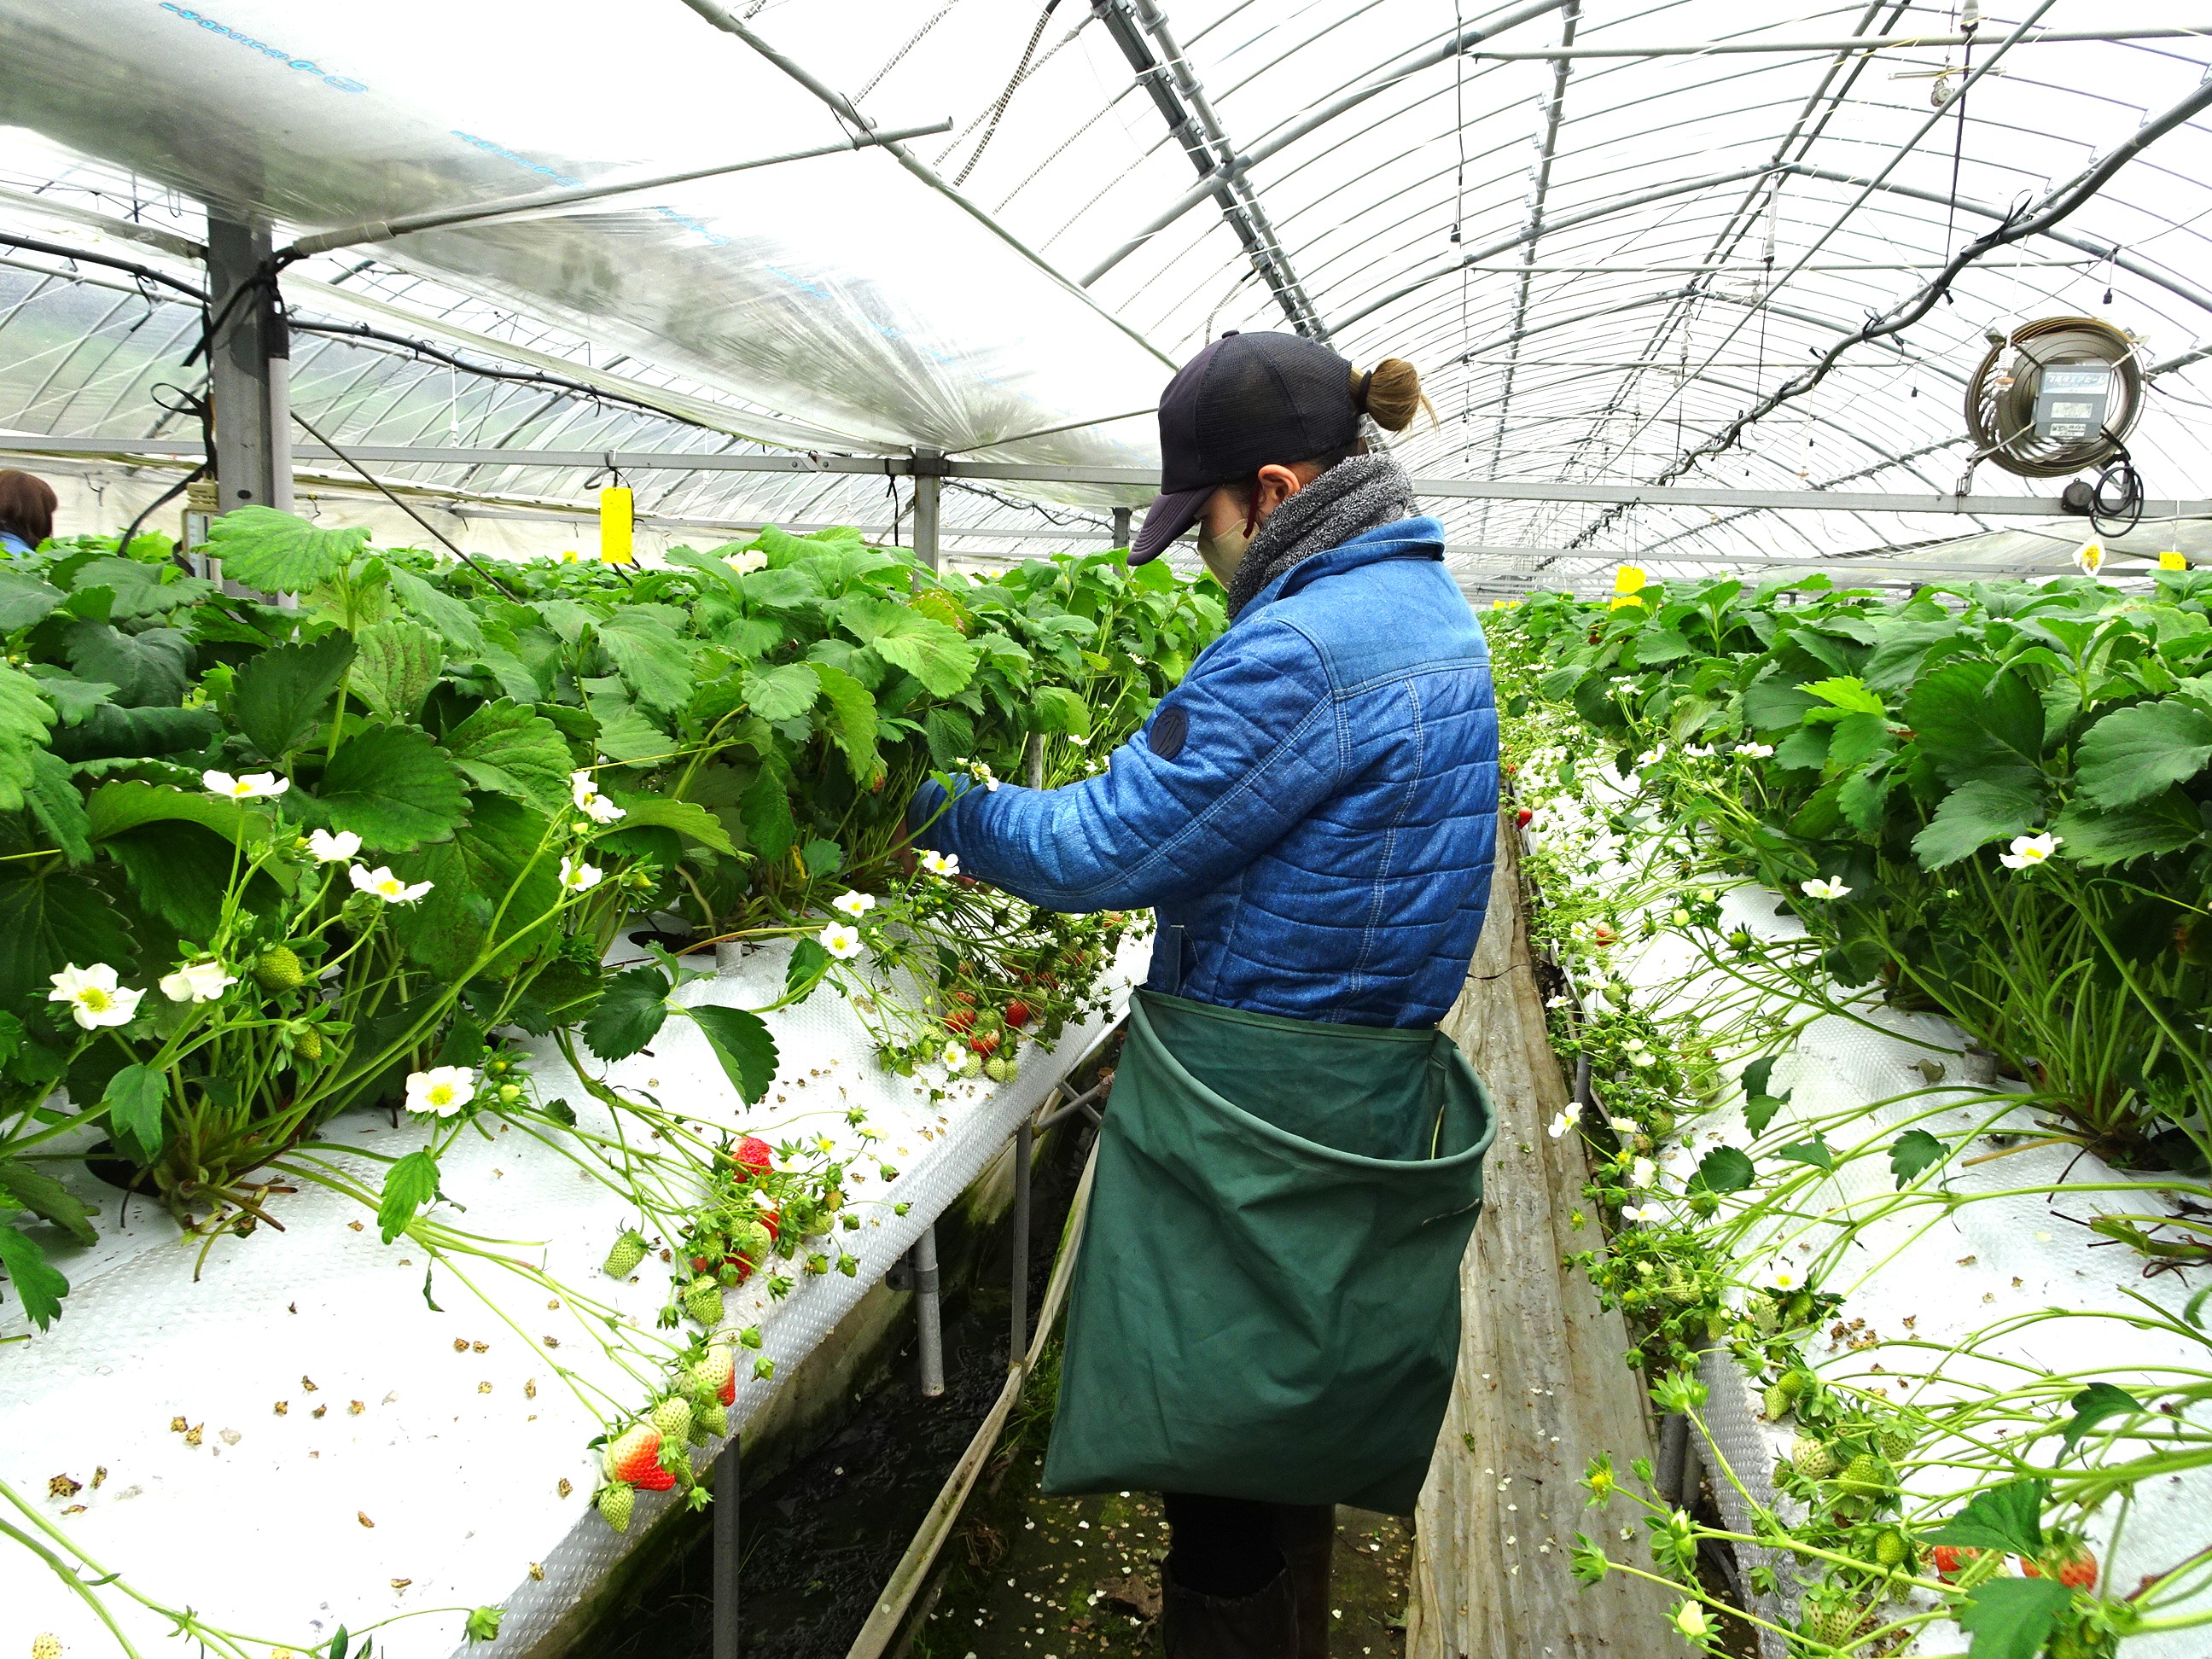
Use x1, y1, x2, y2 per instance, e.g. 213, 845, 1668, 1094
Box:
1965, 316, 2143, 480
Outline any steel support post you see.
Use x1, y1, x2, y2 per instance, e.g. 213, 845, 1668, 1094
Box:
713, 1436, 740, 1659
1010, 1121, 1033, 1362
911, 1225, 946, 1398
911, 449, 945, 572
204, 213, 290, 514
1112, 505, 1132, 550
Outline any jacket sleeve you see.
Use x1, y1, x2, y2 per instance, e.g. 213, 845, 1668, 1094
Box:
905, 615, 1342, 913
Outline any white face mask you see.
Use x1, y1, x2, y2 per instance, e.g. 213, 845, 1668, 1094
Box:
1196, 519, 1250, 588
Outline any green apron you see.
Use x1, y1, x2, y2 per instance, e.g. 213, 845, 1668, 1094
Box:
1042, 988, 1497, 1515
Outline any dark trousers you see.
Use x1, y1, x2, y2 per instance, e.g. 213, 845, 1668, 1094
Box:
1162, 1493, 1335, 1598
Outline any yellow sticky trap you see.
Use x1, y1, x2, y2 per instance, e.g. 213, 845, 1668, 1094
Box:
1613, 564, 1647, 597
1610, 594, 1644, 610
2161, 551, 2188, 571
600, 487, 635, 565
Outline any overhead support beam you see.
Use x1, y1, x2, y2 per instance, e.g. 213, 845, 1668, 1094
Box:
1082, 0, 1575, 287
1460, 24, 2212, 60
15, 434, 2205, 519
1092, 0, 1329, 338
283, 121, 955, 259
204, 213, 291, 514
680, 0, 1173, 369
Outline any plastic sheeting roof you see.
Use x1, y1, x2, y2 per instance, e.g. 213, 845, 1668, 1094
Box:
0, 2, 2208, 585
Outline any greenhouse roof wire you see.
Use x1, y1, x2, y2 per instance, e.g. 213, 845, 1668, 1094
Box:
0, 4, 2202, 586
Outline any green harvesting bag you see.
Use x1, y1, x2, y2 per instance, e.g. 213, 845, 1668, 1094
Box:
1042, 988, 1496, 1515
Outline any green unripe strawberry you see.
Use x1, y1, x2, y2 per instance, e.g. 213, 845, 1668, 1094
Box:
690, 1400, 727, 1441
1763, 1385, 1794, 1421
596, 1482, 636, 1534
985, 1056, 1015, 1083
1874, 1528, 1909, 1568
1877, 1424, 1914, 1461
650, 1394, 692, 1444
253, 945, 306, 991
1776, 1369, 1813, 1401
294, 1027, 323, 1062
1836, 1452, 1889, 1496
1790, 1437, 1837, 1479
602, 1231, 649, 1278
683, 1275, 725, 1328
1804, 1601, 1860, 1646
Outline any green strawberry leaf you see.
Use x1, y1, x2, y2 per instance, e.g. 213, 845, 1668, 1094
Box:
102, 1064, 167, 1164
0, 569, 65, 631
26, 749, 90, 865
1889, 1128, 1947, 1188
351, 620, 445, 725
740, 662, 821, 722
1955, 1575, 2071, 1659
387, 566, 486, 654
1911, 779, 2046, 870
1777, 1136, 1834, 1173
1740, 1057, 1790, 1135
1924, 1476, 2048, 1555
838, 597, 978, 696
0, 1221, 70, 1329
2075, 698, 2212, 809
1691, 1145, 1755, 1194
445, 700, 573, 818
740, 764, 796, 861
596, 607, 695, 713
62, 620, 193, 707
688, 1004, 779, 1105
228, 632, 357, 760
809, 661, 881, 783
610, 798, 737, 857
583, 964, 671, 1061
784, 938, 831, 1001
204, 506, 367, 593
312, 725, 469, 852
2058, 1382, 2145, 1460
2050, 788, 2206, 866
0, 1155, 97, 1246
378, 1148, 442, 1244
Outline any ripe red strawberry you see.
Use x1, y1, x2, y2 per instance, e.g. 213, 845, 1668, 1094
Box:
949, 990, 976, 1007
1930, 1544, 1980, 1583
1004, 998, 1032, 1028
1516, 806, 1534, 828
603, 1425, 675, 1491
691, 1347, 737, 1407
2023, 1545, 2097, 1591
969, 1033, 1001, 1058
946, 1009, 977, 1035
731, 1137, 773, 1179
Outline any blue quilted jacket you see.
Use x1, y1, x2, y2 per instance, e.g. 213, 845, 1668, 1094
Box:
905, 516, 1499, 1027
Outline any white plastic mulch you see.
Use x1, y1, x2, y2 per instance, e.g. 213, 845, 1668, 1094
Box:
0, 932, 1147, 1658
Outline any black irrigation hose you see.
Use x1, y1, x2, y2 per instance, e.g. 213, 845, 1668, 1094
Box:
288, 406, 520, 600
0, 230, 208, 301
1568, 73, 2212, 550
115, 462, 209, 568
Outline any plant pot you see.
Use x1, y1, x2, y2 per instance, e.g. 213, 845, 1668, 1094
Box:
1962, 1047, 1999, 1086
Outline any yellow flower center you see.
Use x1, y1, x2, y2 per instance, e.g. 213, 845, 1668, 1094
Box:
79, 987, 111, 1011
428, 1085, 455, 1107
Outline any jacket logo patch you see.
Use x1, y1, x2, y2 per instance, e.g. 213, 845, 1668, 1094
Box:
1148, 701, 1189, 760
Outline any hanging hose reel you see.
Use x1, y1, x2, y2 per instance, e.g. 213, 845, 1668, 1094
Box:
1965, 315, 2148, 534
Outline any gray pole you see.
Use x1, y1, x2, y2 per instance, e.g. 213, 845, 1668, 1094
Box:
205, 214, 283, 514
1010, 1122, 1033, 1362
1112, 505, 1132, 550
911, 450, 945, 573
911, 1225, 945, 1398
712, 1439, 740, 1659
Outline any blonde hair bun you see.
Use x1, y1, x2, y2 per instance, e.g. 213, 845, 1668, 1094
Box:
1352, 358, 1434, 434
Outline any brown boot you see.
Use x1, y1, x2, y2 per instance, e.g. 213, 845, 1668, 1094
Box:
1161, 1563, 1297, 1659
1274, 1505, 1336, 1659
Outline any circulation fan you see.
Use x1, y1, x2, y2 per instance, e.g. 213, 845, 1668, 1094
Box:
1964, 316, 2148, 533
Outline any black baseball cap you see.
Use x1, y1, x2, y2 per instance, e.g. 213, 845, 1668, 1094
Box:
1131, 330, 1361, 563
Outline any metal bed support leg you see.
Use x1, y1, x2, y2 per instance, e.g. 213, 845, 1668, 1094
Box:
911, 1225, 946, 1398
1010, 1121, 1033, 1362
713, 1435, 740, 1659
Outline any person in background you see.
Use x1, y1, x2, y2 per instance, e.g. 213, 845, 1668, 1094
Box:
905, 331, 1500, 1659
0, 469, 57, 556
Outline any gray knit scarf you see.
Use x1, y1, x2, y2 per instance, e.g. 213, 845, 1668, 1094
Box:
1225, 451, 1417, 619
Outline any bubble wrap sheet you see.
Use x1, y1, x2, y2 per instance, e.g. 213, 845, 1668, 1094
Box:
1592, 878, 2212, 1658
0, 933, 1145, 1657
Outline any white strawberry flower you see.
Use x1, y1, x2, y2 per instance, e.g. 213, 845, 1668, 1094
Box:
559, 855, 604, 894
959, 757, 1001, 793
1998, 832, 2062, 870
722, 548, 768, 574
570, 769, 627, 824
1627, 1046, 1657, 1068
919, 849, 960, 878
1630, 1155, 1658, 1190
159, 958, 236, 1004
830, 889, 877, 920
1801, 876, 1851, 900
2075, 540, 2106, 577
1674, 1601, 1709, 1641
1762, 1259, 1807, 1294
1681, 743, 1714, 759
1547, 1105, 1579, 1139
349, 864, 434, 904
819, 921, 864, 960
1738, 742, 1774, 759
203, 769, 289, 800
1621, 1202, 1667, 1225
406, 1065, 475, 1118
49, 963, 143, 1028
1609, 1115, 1639, 1136
306, 828, 361, 863
940, 1039, 966, 1069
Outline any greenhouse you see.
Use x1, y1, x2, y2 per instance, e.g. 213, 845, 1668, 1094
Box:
1, 3, 2209, 1658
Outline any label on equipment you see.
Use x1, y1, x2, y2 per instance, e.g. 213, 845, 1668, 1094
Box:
2034, 364, 2112, 443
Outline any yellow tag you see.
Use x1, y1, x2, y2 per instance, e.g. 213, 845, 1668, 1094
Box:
599, 487, 635, 565
1613, 564, 1647, 596
2160, 551, 2188, 571
1610, 594, 1644, 610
